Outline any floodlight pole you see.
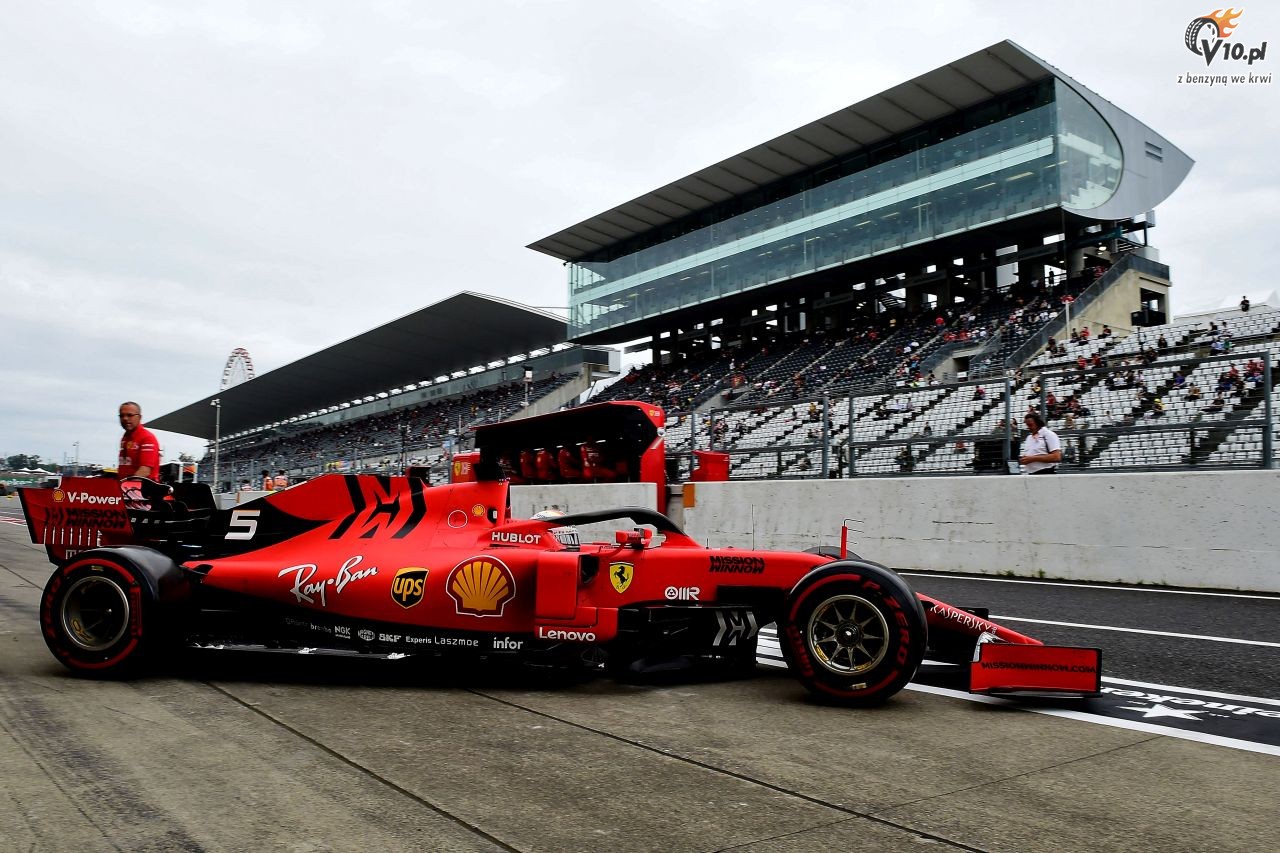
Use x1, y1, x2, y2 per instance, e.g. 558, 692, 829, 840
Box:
211, 398, 222, 491
72, 441, 79, 478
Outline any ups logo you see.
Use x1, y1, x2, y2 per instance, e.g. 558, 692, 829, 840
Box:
391, 567, 429, 609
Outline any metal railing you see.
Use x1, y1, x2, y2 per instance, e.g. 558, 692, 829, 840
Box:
692, 363, 1273, 479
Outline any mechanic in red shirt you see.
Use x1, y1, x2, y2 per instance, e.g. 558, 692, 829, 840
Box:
117, 401, 161, 479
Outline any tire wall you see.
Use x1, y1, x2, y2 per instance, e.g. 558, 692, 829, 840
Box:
679, 471, 1280, 592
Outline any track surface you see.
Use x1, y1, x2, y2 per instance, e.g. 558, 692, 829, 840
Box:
1, 506, 1277, 853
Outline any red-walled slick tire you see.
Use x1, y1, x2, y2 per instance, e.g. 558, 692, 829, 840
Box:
780, 562, 926, 706
40, 555, 156, 676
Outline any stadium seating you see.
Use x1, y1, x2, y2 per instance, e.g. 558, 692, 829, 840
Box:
211, 285, 1279, 485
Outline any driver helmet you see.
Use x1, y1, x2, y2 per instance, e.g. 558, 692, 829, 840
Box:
533, 508, 580, 550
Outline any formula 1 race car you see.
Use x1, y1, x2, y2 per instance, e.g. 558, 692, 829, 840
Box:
20, 475, 1101, 705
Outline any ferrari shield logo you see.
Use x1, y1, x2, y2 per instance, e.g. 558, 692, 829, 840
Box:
609, 562, 634, 594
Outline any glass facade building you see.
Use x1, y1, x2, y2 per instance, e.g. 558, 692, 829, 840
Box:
567, 80, 1124, 340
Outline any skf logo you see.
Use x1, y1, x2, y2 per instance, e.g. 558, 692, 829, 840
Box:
52, 489, 65, 502
1186, 9, 1268, 65
391, 567, 429, 609
447, 557, 516, 617
609, 562, 634, 594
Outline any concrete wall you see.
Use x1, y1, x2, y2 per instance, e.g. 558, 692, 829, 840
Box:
510, 483, 657, 520
681, 471, 1279, 591
1077, 268, 1170, 336
518, 473, 1279, 592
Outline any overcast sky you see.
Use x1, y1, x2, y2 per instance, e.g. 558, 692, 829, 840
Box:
2, 0, 1277, 468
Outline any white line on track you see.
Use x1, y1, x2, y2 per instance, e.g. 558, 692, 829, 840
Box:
1102, 677, 1280, 707
905, 683, 1280, 757
900, 572, 1279, 601
757, 635, 1280, 756
988, 615, 1280, 648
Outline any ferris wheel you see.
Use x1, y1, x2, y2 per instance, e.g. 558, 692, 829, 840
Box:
221, 347, 257, 389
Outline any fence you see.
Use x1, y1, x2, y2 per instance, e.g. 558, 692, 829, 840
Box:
689, 354, 1274, 480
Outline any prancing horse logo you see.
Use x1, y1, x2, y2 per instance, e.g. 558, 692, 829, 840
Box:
609, 562, 634, 594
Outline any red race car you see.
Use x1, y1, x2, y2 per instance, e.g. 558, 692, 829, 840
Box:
20, 475, 1100, 705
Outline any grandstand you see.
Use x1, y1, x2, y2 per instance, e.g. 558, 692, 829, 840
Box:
148, 42, 1277, 489
148, 293, 619, 488
530, 40, 1275, 480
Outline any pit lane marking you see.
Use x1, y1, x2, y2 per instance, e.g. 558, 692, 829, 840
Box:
1103, 676, 1280, 707
756, 629, 1280, 756
900, 573, 1280, 601
987, 616, 1280, 648
905, 682, 1280, 758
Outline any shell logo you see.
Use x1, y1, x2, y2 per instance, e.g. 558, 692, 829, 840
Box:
446, 556, 516, 617
471, 503, 485, 517
52, 489, 65, 502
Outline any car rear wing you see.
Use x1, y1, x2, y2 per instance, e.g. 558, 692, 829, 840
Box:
19, 477, 137, 561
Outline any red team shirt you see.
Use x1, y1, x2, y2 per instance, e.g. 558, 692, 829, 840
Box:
118, 425, 160, 478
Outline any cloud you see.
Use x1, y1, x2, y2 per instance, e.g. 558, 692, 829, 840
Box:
1, 0, 1276, 466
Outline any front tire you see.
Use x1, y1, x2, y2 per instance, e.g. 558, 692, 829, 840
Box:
41, 555, 158, 676
780, 562, 926, 706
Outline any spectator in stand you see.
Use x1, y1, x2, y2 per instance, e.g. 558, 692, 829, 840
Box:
273, 470, 289, 490
1099, 325, 1113, 338
260, 469, 273, 490
1018, 412, 1062, 475
1172, 370, 1186, 389
974, 385, 986, 400
1063, 412, 1077, 429
1186, 382, 1202, 401
117, 401, 161, 480
1079, 326, 1090, 342
1157, 334, 1169, 351
1203, 394, 1225, 413
1150, 397, 1166, 418
1241, 295, 1251, 312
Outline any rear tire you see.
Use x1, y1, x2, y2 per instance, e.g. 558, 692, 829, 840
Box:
40, 555, 158, 676
780, 562, 926, 706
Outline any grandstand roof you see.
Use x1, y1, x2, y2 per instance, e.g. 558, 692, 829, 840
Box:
149, 292, 568, 440
528, 40, 1079, 262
